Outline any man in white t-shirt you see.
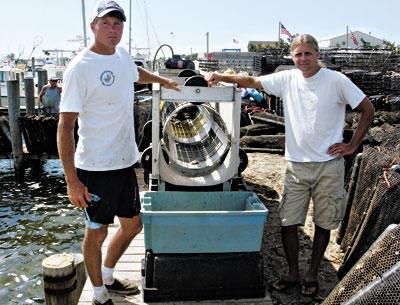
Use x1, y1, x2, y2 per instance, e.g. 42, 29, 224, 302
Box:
206, 34, 374, 298
39, 77, 62, 115
57, 1, 179, 305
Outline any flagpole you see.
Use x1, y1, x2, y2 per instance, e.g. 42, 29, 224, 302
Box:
346, 25, 349, 49
278, 21, 281, 46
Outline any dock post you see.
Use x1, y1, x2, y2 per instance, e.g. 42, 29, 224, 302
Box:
24, 77, 35, 115
37, 69, 48, 97
43, 253, 79, 305
7, 80, 24, 176
32, 57, 36, 78
72, 253, 87, 305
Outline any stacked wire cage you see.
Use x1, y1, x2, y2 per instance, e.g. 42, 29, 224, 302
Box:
322, 224, 400, 305
337, 130, 400, 279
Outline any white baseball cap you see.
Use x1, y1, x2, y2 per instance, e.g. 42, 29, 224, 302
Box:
91, 0, 126, 22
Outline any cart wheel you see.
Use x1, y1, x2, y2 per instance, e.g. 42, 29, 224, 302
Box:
143, 120, 152, 140
184, 75, 208, 87
141, 146, 152, 173
178, 69, 197, 77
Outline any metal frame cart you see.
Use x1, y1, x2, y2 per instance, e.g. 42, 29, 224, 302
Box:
140, 80, 268, 302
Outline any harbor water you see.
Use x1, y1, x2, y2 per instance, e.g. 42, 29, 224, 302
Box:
0, 159, 84, 304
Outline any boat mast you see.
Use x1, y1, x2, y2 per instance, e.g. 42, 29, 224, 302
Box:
129, 0, 132, 55
81, 0, 87, 48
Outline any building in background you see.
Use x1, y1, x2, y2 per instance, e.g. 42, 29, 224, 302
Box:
319, 31, 384, 49
247, 41, 279, 52
209, 51, 259, 73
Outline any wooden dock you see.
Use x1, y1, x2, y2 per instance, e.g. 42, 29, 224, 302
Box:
77, 221, 273, 305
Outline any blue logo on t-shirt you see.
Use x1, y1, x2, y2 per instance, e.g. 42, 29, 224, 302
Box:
100, 70, 115, 86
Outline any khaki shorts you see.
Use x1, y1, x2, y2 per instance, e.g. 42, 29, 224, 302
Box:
279, 159, 346, 230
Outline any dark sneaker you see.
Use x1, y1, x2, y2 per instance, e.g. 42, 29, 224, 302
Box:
105, 278, 139, 295
92, 299, 114, 305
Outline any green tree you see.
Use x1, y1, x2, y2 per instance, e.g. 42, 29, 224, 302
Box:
382, 39, 399, 52
185, 53, 198, 60
248, 43, 267, 52
278, 38, 290, 49
360, 38, 372, 49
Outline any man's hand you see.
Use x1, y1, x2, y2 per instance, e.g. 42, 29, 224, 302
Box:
162, 79, 180, 91
327, 142, 356, 159
205, 72, 223, 86
66, 178, 91, 209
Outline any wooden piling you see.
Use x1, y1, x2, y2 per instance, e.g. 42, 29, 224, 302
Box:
37, 69, 48, 97
32, 57, 36, 78
24, 77, 35, 115
7, 80, 24, 175
72, 253, 87, 305
43, 253, 82, 305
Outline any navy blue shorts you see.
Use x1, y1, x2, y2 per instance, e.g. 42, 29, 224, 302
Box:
77, 165, 141, 225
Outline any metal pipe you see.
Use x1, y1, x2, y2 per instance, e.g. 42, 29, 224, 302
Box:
152, 44, 174, 72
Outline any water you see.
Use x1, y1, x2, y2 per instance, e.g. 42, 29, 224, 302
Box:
0, 160, 84, 304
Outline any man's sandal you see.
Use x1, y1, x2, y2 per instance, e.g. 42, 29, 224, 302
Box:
300, 280, 319, 297
269, 278, 300, 292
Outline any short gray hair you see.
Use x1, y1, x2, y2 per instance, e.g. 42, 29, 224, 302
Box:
290, 34, 320, 53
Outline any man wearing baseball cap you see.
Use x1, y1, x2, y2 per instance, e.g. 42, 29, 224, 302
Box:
39, 77, 62, 115
91, 0, 126, 22
58, 1, 179, 304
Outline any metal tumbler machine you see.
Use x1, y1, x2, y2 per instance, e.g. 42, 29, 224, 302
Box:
140, 74, 268, 302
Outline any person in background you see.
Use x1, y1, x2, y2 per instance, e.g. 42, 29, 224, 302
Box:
57, 1, 179, 304
38, 77, 61, 115
206, 34, 374, 298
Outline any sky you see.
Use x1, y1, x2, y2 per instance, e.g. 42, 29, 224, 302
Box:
1, 0, 399, 62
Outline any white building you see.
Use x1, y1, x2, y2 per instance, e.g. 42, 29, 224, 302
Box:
210, 51, 259, 73
319, 31, 384, 49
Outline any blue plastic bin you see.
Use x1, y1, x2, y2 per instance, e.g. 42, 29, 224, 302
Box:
140, 191, 268, 253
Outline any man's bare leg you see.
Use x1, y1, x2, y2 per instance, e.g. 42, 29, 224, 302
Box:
83, 226, 109, 286
302, 225, 330, 296
272, 225, 300, 290
103, 215, 142, 268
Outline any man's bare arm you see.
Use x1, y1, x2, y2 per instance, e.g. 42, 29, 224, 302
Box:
137, 67, 180, 90
327, 97, 375, 157
57, 112, 90, 208
348, 97, 375, 150
205, 72, 263, 89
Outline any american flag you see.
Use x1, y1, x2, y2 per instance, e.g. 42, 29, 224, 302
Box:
350, 31, 359, 46
280, 23, 293, 38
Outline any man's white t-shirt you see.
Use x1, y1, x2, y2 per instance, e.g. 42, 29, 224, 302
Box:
259, 68, 365, 162
60, 47, 139, 171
